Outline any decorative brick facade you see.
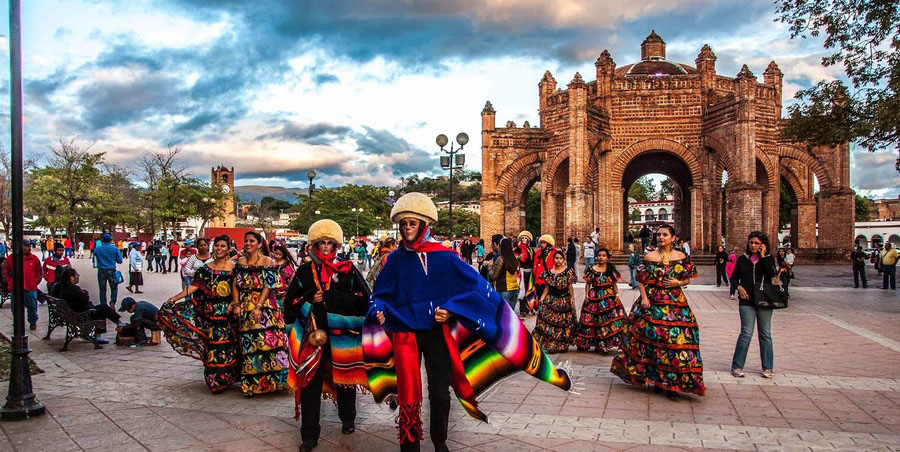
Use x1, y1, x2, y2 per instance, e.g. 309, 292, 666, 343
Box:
480, 31, 854, 257
209, 166, 236, 228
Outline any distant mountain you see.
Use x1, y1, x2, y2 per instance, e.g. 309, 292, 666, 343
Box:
234, 185, 307, 203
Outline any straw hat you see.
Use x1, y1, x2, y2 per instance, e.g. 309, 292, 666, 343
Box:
308, 219, 343, 245
538, 234, 555, 246
390, 192, 438, 224
517, 230, 533, 241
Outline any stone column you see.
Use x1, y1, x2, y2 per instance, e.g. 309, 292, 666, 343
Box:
793, 200, 817, 249
817, 188, 855, 252
726, 65, 763, 251
566, 72, 591, 242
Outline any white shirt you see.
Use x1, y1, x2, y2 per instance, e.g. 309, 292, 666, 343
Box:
784, 253, 795, 265
583, 242, 595, 258
683, 242, 691, 256
590, 231, 599, 244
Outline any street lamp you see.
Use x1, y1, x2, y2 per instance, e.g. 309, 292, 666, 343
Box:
314, 210, 321, 216
307, 170, 317, 197
436, 132, 468, 239
351, 207, 364, 237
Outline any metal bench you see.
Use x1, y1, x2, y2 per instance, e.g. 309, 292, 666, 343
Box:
42, 293, 104, 351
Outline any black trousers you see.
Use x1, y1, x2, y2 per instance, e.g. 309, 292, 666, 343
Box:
400, 328, 451, 452
853, 265, 867, 287
300, 349, 357, 444
168, 255, 179, 272
89, 304, 121, 333
716, 265, 727, 286
122, 318, 158, 342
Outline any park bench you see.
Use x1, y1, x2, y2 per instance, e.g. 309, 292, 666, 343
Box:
41, 293, 104, 351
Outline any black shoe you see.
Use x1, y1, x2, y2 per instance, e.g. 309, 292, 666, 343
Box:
29, 323, 36, 330
667, 390, 679, 400
300, 440, 317, 452
341, 423, 355, 434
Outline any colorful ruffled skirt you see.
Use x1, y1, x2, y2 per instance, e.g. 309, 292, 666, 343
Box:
575, 289, 626, 352
236, 290, 288, 395
531, 293, 576, 353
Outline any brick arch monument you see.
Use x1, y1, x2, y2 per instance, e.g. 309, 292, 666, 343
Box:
480, 31, 854, 258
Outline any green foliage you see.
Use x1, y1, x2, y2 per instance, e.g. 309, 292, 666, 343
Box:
630, 208, 641, 222
431, 208, 480, 238
657, 177, 676, 200
779, 182, 793, 229
291, 185, 393, 238
628, 176, 657, 202
776, 0, 900, 170
525, 187, 541, 236
260, 196, 292, 212
855, 194, 872, 221
401, 174, 481, 202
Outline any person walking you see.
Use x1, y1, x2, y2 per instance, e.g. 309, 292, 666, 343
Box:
533, 249, 577, 353
576, 247, 626, 353
776, 248, 793, 298
638, 224, 651, 253
168, 240, 180, 273
476, 239, 485, 260
851, 246, 868, 288
63, 236, 73, 258
365, 193, 571, 452
611, 225, 704, 399
881, 243, 898, 290
88, 238, 96, 260
183, 238, 211, 301
460, 239, 472, 265
565, 238, 577, 270
94, 233, 123, 308
158, 242, 169, 274
127, 242, 144, 294
872, 244, 884, 274
42, 243, 71, 295
715, 245, 729, 287
490, 238, 520, 313
231, 231, 288, 397
3, 240, 42, 329
284, 220, 369, 451
582, 237, 595, 269
77, 240, 85, 259
532, 235, 557, 313
354, 241, 368, 272
590, 227, 600, 245
627, 243, 640, 290
516, 231, 536, 314
729, 231, 779, 379
366, 237, 396, 287
146, 241, 155, 272
160, 235, 240, 393
270, 241, 296, 310
726, 248, 739, 299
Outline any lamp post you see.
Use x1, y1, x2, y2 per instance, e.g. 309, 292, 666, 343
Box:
2, 0, 45, 421
436, 132, 468, 239
351, 207, 363, 237
307, 170, 317, 197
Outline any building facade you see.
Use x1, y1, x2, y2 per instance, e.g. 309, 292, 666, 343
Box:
628, 198, 676, 227
480, 31, 853, 257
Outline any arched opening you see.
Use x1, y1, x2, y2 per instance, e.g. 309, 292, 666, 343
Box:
855, 234, 869, 248
658, 208, 669, 221
547, 157, 569, 241
780, 176, 799, 249
872, 235, 883, 248
523, 182, 541, 237
890, 234, 900, 247
622, 151, 693, 247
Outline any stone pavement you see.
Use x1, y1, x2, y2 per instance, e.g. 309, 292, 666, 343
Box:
1, 257, 898, 451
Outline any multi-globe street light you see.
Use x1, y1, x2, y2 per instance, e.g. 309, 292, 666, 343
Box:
351, 207, 364, 237
436, 132, 468, 239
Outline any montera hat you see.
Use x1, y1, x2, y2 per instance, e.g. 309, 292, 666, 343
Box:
308, 219, 343, 246
538, 234, 555, 247
390, 192, 438, 224
517, 230, 533, 241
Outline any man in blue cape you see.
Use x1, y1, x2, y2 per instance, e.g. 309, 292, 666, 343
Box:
364, 193, 571, 452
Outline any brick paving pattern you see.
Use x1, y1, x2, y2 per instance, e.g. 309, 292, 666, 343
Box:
1, 258, 898, 451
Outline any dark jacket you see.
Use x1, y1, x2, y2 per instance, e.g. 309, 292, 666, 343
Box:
130, 301, 159, 322
729, 254, 778, 307
283, 259, 370, 328
56, 283, 93, 313
850, 250, 867, 268
715, 251, 729, 267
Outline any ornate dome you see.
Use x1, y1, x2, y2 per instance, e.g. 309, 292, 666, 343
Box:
615, 31, 697, 77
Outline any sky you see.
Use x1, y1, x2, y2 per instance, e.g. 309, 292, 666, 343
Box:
0, 0, 896, 198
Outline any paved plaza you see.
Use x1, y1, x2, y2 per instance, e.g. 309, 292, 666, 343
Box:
1, 258, 899, 451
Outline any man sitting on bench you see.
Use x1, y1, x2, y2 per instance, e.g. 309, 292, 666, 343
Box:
53, 268, 125, 344
118, 297, 160, 346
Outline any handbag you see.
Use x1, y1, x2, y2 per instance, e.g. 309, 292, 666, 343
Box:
113, 270, 124, 285
752, 263, 787, 309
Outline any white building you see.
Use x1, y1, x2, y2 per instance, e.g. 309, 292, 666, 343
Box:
435, 200, 481, 215
627, 198, 675, 225
778, 220, 900, 250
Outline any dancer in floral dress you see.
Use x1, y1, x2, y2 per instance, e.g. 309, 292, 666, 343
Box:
576, 247, 626, 353
271, 242, 296, 309
532, 250, 577, 353
231, 231, 289, 397
159, 235, 239, 393
611, 225, 704, 399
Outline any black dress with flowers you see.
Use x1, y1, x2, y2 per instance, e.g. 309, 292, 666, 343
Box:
610, 258, 705, 396
576, 266, 626, 352
531, 267, 577, 353
234, 264, 289, 396
158, 266, 240, 393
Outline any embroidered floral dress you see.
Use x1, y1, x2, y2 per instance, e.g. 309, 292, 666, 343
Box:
234, 264, 289, 396
273, 263, 295, 309
531, 267, 577, 353
610, 258, 705, 396
158, 266, 239, 393
576, 266, 626, 352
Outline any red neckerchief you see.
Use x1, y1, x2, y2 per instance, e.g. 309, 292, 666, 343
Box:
401, 225, 455, 254
314, 249, 352, 284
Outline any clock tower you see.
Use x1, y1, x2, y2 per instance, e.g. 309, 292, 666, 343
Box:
209, 165, 236, 228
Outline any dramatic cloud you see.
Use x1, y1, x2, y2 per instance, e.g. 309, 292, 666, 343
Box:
851, 149, 900, 198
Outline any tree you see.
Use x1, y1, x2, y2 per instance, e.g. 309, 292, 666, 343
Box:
432, 208, 480, 238
139, 145, 187, 238
855, 194, 872, 221
525, 187, 541, 236
291, 184, 393, 238
260, 196, 292, 212
776, 0, 900, 171
25, 137, 106, 238
779, 182, 793, 229
630, 208, 642, 223
0, 145, 35, 235
657, 177, 677, 200
628, 176, 657, 202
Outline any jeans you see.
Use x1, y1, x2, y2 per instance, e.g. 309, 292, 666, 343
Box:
24, 290, 38, 326
584, 257, 594, 268
629, 267, 638, 289
168, 255, 178, 272
156, 256, 167, 273
182, 276, 193, 301
883, 264, 896, 290
500, 291, 518, 312
147, 256, 154, 271
731, 305, 774, 371
97, 268, 119, 307
853, 265, 867, 287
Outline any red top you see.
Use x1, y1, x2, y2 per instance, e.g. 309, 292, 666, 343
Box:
532, 247, 556, 284
42, 256, 71, 284
4, 253, 42, 291
170, 243, 180, 256
64, 239, 72, 248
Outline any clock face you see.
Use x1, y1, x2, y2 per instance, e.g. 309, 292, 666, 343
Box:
222, 185, 230, 193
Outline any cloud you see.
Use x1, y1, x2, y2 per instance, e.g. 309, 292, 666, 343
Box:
851, 148, 900, 197
255, 122, 352, 144
314, 73, 340, 86
77, 70, 186, 129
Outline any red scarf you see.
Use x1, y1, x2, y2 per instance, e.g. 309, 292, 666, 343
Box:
314, 249, 352, 283
401, 225, 455, 254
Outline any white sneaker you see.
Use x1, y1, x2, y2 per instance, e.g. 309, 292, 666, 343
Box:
729, 294, 735, 300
